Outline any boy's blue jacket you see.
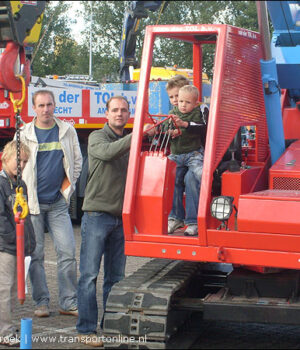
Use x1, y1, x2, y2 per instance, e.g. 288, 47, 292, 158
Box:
0, 170, 36, 256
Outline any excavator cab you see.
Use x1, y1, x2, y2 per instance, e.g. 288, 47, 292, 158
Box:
123, 24, 269, 263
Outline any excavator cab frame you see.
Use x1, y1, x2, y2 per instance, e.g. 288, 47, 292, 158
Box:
121, 23, 300, 271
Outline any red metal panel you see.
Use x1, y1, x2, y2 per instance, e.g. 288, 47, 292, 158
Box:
82, 89, 90, 118
239, 189, 300, 200
270, 140, 300, 189
198, 26, 268, 245
0, 90, 11, 118
123, 26, 156, 240
134, 151, 176, 235
222, 167, 265, 200
271, 140, 300, 173
131, 233, 200, 245
193, 44, 202, 101
207, 229, 300, 253
213, 27, 268, 169
125, 241, 300, 270
282, 107, 300, 139
221, 166, 266, 229
238, 189, 300, 234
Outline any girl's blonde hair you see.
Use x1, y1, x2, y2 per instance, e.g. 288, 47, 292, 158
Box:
1, 140, 30, 164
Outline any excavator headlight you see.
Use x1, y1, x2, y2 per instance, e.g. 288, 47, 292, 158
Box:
210, 196, 234, 221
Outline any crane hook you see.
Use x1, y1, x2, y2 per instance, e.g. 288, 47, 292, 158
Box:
0, 41, 30, 92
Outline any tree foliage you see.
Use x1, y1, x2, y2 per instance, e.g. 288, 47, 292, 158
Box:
32, 1, 259, 81
77, 1, 258, 81
32, 1, 80, 77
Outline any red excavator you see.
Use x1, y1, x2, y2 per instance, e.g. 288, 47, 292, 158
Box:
103, 1, 300, 348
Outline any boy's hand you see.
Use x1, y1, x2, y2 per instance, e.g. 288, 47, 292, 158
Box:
143, 123, 156, 136
169, 129, 180, 138
172, 116, 188, 129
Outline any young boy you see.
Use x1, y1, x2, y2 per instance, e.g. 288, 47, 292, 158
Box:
167, 85, 208, 236
0, 140, 36, 347
166, 74, 190, 107
144, 74, 190, 134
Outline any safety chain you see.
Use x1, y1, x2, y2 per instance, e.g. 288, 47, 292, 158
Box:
15, 112, 22, 188
9, 75, 29, 219
9, 75, 26, 188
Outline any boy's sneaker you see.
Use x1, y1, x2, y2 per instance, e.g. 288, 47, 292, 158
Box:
168, 219, 184, 234
34, 305, 50, 317
184, 224, 198, 236
59, 306, 78, 317
0, 333, 20, 347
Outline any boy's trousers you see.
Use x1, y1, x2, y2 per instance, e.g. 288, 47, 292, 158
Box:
0, 252, 17, 336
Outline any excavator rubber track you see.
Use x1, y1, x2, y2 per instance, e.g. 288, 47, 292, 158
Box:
103, 258, 202, 349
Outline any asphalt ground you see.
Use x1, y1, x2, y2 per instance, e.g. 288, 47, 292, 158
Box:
2, 224, 300, 349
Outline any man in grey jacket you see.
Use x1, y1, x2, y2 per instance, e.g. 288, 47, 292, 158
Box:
18, 90, 82, 318
76, 96, 131, 347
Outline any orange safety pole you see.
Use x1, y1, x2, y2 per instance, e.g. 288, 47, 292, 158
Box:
15, 212, 25, 305
2, 48, 29, 305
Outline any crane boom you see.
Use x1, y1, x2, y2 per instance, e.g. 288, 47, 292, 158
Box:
119, 1, 169, 82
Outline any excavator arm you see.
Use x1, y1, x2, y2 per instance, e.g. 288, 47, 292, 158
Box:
0, 0, 45, 46
119, 0, 169, 82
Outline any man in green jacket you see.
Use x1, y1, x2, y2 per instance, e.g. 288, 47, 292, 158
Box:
76, 96, 132, 346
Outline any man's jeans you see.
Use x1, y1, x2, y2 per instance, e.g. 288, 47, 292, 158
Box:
76, 211, 126, 334
168, 148, 204, 224
29, 197, 77, 310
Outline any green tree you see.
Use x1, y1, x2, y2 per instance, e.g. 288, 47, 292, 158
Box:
32, 1, 82, 77
78, 1, 258, 81
32, 1, 258, 80
78, 1, 128, 82
226, 1, 259, 30
140, 1, 258, 78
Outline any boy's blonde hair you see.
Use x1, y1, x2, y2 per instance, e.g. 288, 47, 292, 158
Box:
1, 140, 30, 164
179, 85, 199, 100
166, 74, 190, 91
